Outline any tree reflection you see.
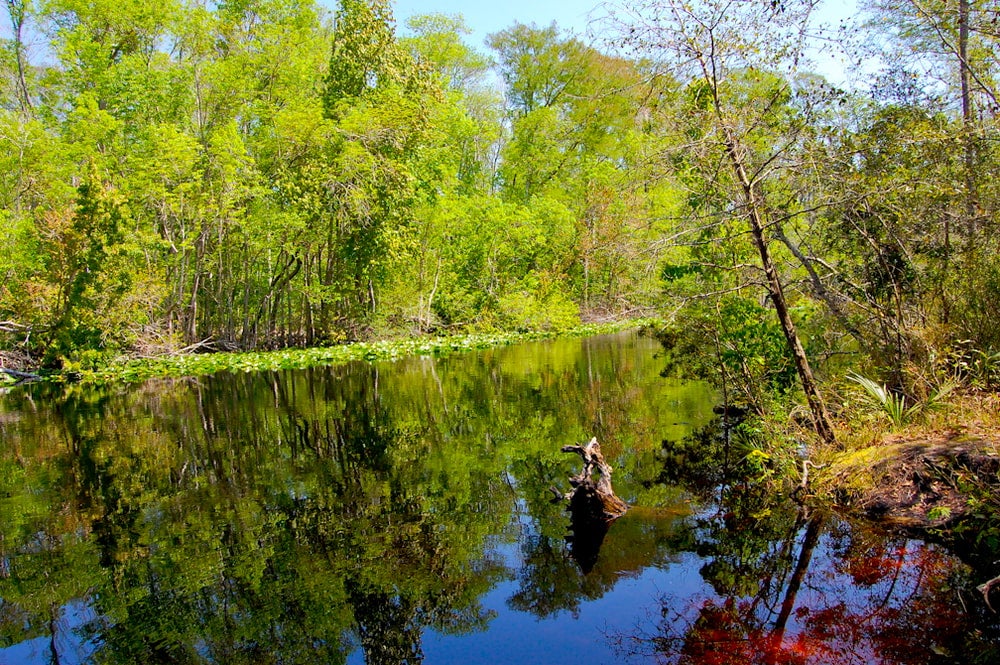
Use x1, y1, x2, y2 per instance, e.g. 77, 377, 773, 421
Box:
622, 422, 1000, 665
347, 581, 424, 665
508, 533, 588, 618
5, 335, 997, 663
509, 502, 690, 619
0, 359, 517, 663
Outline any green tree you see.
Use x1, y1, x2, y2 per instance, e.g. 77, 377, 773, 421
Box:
306, 0, 441, 335
33, 165, 134, 365
850, 0, 1000, 378
611, 0, 837, 443
2, 0, 35, 112
489, 23, 676, 317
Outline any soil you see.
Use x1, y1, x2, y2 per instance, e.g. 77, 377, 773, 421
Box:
819, 427, 1000, 532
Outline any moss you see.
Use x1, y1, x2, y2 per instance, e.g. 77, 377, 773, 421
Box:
812, 443, 907, 502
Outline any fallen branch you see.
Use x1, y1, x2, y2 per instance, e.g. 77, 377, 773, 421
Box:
0, 320, 29, 333
792, 459, 827, 502
1, 367, 41, 383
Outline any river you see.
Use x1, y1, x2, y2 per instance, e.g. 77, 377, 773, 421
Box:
0, 331, 996, 663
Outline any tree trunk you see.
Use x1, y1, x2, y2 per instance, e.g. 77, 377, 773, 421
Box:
958, 0, 978, 242
722, 130, 837, 446
5, 0, 33, 114
765, 513, 824, 664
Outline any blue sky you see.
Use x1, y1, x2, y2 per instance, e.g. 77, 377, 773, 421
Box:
389, 0, 860, 83
392, 0, 603, 48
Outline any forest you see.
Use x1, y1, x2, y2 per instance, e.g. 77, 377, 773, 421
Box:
1, 0, 998, 424
4, 2, 1000, 658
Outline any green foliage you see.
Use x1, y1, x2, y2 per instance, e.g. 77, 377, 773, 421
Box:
324, 0, 399, 109
495, 273, 581, 332
36, 167, 135, 366
939, 340, 1000, 391
846, 371, 958, 427
3, 0, 673, 361
656, 295, 796, 410
949, 262, 1000, 358
401, 13, 491, 92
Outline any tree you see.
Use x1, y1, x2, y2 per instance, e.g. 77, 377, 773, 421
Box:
610, 0, 836, 443
401, 13, 501, 194
34, 164, 133, 365
488, 22, 676, 317
3, 0, 34, 112
401, 13, 491, 93
856, 0, 1000, 358
308, 0, 442, 335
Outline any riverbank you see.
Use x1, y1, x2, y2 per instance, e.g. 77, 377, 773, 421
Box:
809, 392, 1000, 551
0, 320, 656, 386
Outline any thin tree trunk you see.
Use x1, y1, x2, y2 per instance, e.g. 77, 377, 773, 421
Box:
304, 251, 316, 344
688, 30, 837, 445
187, 270, 201, 345
5, 0, 33, 114
426, 256, 441, 329
959, 0, 977, 231
722, 129, 836, 445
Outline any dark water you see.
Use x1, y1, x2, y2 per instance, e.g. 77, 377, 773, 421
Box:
0, 332, 997, 664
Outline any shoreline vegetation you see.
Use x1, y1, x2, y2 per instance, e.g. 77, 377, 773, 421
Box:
1, 319, 653, 385
811, 395, 1000, 544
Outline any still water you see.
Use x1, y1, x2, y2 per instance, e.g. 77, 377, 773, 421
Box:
0, 332, 997, 664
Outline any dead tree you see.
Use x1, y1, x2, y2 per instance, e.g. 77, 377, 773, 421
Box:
554, 437, 629, 519
550, 437, 629, 572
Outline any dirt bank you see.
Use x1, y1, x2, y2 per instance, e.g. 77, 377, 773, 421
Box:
816, 428, 1000, 532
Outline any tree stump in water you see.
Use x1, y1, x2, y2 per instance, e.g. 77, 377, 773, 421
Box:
557, 437, 628, 518
551, 437, 628, 572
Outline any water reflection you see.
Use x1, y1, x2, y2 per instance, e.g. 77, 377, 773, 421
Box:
0, 333, 997, 664
633, 516, 995, 664
621, 419, 1000, 664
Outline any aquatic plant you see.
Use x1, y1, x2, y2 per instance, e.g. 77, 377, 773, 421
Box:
53, 320, 658, 385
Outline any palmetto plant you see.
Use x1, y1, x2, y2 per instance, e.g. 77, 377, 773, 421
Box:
846, 372, 957, 428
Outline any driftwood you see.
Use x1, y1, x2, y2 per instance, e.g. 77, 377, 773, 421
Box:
978, 575, 1000, 612
550, 437, 628, 572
